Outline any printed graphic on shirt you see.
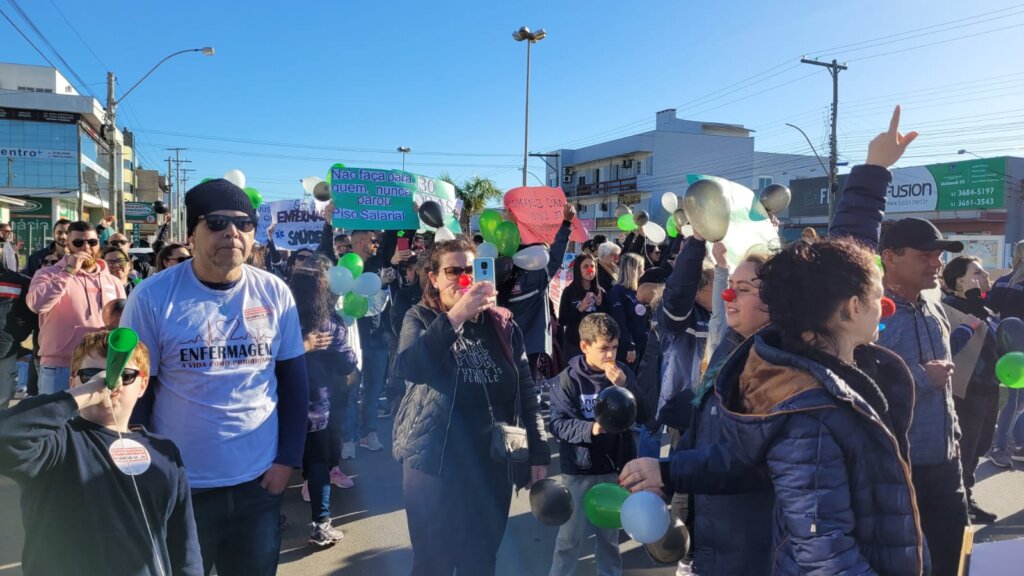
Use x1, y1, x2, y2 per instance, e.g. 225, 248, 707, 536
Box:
580, 392, 598, 419
634, 303, 647, 317
453, 337, 504, 384
108, 438, 152, 476
177, 301, 276, 370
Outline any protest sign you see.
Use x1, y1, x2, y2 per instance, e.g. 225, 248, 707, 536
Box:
504, 186, 588, 244
267, 199, 326, 250
327, 164, 461, 233
549, 251, 577, 317
255, 203, 273, 244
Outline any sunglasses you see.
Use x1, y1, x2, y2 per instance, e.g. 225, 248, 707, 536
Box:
164, 255, 191, 264
441, 266, 474, 281
76, 367, 141, 386
201, 215, 256, 233
108, 240, 129, 247
104, 258, 129, 266
71, 238, 100, 248
294, 253, 310, 261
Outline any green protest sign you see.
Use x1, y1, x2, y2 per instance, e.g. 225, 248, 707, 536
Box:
327, 164, 461, 232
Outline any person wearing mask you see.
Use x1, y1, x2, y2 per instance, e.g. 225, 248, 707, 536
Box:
941, 256, 1000, 523
609, 253, 647, 371
155, 244, 192, 273
27, 221, 125, 394
121, 179, 308, 575
595, 242, 620, 294
24, 218, 70, 276
101, 246, 139, 297
989, 240, 1024, 466
497, 203, 574, 381
392, 238, 549, 575
558, 254, 606, 361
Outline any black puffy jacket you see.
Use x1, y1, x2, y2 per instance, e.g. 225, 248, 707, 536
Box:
391, 304, 550, 478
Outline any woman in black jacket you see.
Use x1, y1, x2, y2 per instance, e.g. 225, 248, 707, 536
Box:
558, 253, 606, 361
392, 238, 550, 576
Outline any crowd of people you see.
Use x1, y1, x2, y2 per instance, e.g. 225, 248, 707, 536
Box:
0, 106, 1022, 576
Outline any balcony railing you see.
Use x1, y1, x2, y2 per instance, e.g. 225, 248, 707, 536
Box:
567, 177, 638, 197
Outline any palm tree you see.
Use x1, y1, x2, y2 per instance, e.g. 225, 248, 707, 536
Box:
439, 173, 503, 232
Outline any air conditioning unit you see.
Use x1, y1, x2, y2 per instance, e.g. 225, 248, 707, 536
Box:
563, 175, 573, 184
622, 159, 633, 168
563, 167, 574, 176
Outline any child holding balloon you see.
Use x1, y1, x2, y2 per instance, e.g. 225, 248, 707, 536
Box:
0, 331, 202, 575
547, 313, 647, 576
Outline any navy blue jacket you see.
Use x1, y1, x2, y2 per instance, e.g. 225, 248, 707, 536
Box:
829, 164, 892, 249
714, 328, 925, 575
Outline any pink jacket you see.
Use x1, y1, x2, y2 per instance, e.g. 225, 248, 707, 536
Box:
27, 255, 126, 367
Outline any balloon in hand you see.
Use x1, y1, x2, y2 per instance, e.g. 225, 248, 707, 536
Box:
632, 210, 649, 227
434, 226, 456, 242
342, 292, 370, 319
617, 214, 638, 232
243, 187, 263, 210
327, 266, 354, 296
614, 204, 632, 218
660, 192, 678, 213
513, 245, 550, 271
479, 210, 503, 242
683, 179, 731, 242
644, 518, 690, 564
620, 490, 670, 544
595, 386, 637, 434
312, 181, 331, 202
583, 482, 629, 529
529, 478, 574, 526
477, 241, 499, 259
419, 200, 445, 229
494, 221, 522, 256
153, 200, 167, 214
338, 253, 364, 278
352, 272, 382, 297
997, 317, 1024, 356
758, 183, 792, 213
996, 352, 1024, 389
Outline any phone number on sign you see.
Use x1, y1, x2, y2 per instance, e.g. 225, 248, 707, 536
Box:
949, 197, 997, 209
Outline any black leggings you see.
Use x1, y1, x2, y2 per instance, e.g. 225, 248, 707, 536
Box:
402, 458, 513, 576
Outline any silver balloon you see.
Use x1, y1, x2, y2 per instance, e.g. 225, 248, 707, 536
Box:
632, 210, 649, 227
673, 209, 688, 230
682, 179, 732, 242
614, 204, 632, 218
759, 184, 791, 213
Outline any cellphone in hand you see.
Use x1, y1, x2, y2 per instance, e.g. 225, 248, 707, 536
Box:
396, 237, 410, 252
473, 257, 495, 284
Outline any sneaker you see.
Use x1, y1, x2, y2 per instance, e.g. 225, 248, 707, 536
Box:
13, 386, 26, 400
301, 480, 310, 502
1011, 445, 1024, 463
360, 432, 384, 452
676, 561, 695, 576
330, 466, 355, 489
968, 497, 998, 524
308, 520, 344, 548
990, 448, 1013, 468
341, 441, 356, 460
376, 405, 393, 419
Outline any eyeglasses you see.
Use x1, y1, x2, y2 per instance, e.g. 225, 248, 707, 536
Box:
164, 255, 191, 264
441, 266, 473, 281
71, 238, 99, 248
201, 215, 256, 233
104, 258, 129, 266
76, 367, 141, 386
108, 239, 129, 247
294, 253, 310, 261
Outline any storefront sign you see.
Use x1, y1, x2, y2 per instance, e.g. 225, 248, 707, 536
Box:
124, 202, 156, 223
8, 197, 53, 218
596, 217, 619, 229
0, 107, 78, 123
0, 147, 75, 160
619, 193, 641, 205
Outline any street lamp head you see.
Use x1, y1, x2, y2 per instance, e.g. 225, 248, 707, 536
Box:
397, 146, 411, 153
533, 29, 547, 41
958, 149, 967, 155
201, 47, 215, 56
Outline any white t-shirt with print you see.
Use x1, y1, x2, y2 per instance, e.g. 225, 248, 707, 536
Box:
121, 262, 305, 488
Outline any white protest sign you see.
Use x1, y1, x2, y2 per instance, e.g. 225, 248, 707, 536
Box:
268, 199, 326, 250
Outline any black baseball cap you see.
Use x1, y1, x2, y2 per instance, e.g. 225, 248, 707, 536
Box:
879, 217, 963, 253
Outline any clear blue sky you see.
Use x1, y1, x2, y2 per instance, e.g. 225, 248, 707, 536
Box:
3, 0, 1024, 200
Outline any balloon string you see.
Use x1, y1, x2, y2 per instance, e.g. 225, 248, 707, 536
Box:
107, 397, 167, 576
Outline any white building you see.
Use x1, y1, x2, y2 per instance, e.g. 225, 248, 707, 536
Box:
544, 109, 822, 234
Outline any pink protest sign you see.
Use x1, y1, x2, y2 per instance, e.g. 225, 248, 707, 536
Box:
504, 186, 589, 244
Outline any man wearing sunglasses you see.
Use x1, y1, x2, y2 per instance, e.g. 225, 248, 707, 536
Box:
27, 221, 125, 395
122, 178, 307, 576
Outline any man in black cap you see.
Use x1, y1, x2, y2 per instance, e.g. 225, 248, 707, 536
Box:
122, 178, 312, 573
877, 216, 968, 576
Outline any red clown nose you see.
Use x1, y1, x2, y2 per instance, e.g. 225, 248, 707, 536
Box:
458, 274, 473, 289
721, 288, 737, 303
880, 296, 896, 319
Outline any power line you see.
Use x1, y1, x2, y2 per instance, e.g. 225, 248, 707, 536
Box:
45, 0, 108, 70
0, 5, 58, 70
5, 0, 98, 100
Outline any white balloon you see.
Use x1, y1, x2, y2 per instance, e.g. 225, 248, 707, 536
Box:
661, 192, 678, 213
477, 241, 499, 259
512, 245, 550, 271
681, 224, 694, 237
434, 226, 456, 241
620, 491, 670, 544
301, 176, 323, 195
353, 272, 382, 297
643, 222, 667, 244
223, 169, 246, 189
327, 266, 354, 296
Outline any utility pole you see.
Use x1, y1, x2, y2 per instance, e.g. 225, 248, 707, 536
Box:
800, 58, 847, 222
105, 72, 120, 230
166, 148, 189, 242
165, 157, 173, 239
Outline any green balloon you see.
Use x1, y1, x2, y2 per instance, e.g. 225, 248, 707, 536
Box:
200, 178, 213, 184
479, 210, 503, 243
996, 352, 1024, 389
338, 253, 364, 278
494, 221, 521, 257
342, 292, 369, 318
618, 214, 638, 232
666, 217, 678, 238
584, 482, 628, 529
243, 187, 262, 209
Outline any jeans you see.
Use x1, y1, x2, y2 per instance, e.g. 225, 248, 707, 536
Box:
345, 342, 389, 441
953, 389, 998, 494
993, 388, 1024, 452
549, 473, 622, 576
912, 461, 969, 576
38, 365, 70, 395
637, 425, 661, 458
0, 353, 16, 409
191, 480, 283, 576
303, 429, 331, 522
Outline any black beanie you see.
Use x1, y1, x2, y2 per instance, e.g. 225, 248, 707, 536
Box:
185, 179, 257, 236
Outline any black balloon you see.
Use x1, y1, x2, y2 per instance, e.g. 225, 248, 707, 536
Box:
495, 256, 515, 285
997, 317, 1024, 355
153, 200, 167, 214
595, 386, 637, 434
529, 478, 574, 526
633, 210, 650, 227
644, 519, 690, 564
313, 181, 331, 202
419, 200, 445, 229
758, 183, 792, 213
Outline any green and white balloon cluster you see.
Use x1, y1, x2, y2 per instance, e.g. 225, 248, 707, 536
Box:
327, 252, 383, 323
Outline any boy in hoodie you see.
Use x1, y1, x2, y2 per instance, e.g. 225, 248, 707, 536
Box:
548, 313, 646, 576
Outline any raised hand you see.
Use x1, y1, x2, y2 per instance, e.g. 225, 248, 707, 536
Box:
866, 105, 918, 168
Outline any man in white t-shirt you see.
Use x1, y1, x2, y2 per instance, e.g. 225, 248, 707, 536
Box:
123, 178, 308, 576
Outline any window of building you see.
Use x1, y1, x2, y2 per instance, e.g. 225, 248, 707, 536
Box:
0, 118, 79, 190
123, 159, 134, 170
758, 176, 774, 189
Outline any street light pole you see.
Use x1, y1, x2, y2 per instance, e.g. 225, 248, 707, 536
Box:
397, 146, 411, 170
105, 47, 214, 232
513, 26, 546, 187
